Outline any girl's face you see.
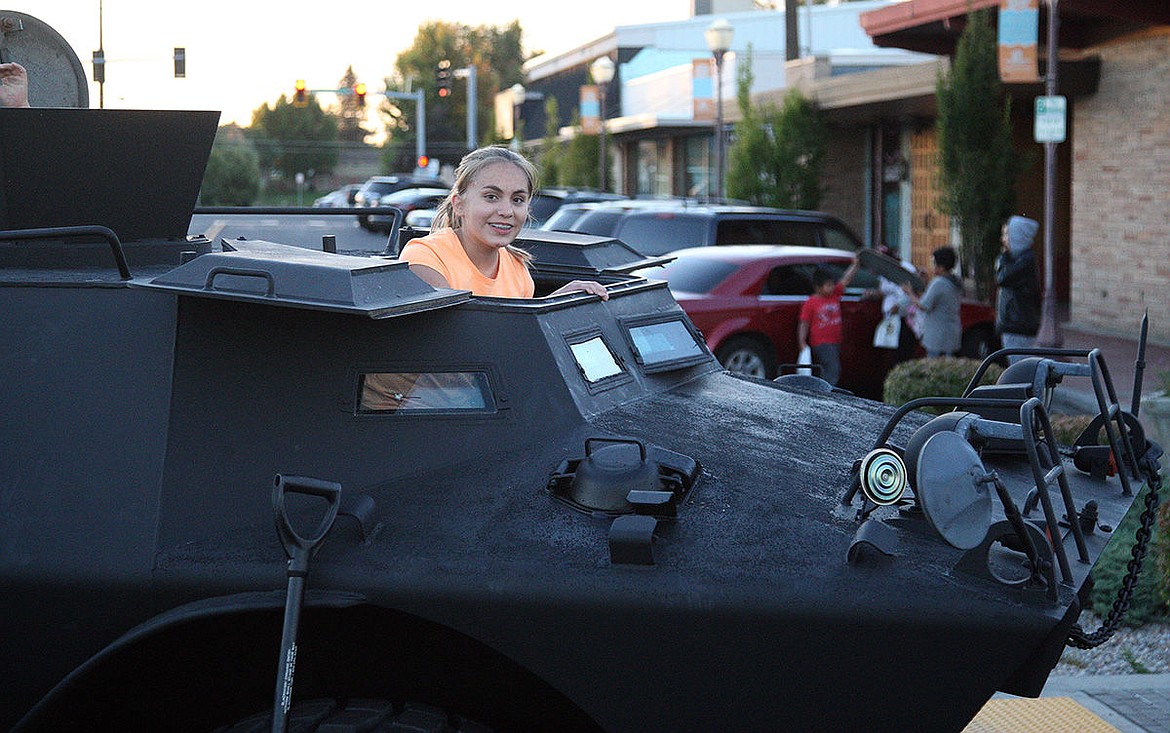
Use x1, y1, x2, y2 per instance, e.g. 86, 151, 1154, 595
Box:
452, 161, 530, 254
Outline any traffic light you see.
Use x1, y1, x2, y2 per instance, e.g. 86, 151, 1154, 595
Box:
173, 47, 185, 78
436, 60, 452, 98
294, 79, 307, 107
416, 155, 429, 169
354, 82, 367, 105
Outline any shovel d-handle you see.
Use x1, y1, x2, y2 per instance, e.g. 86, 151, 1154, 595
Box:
270, 474, 341, 733
272, 474, 342, 575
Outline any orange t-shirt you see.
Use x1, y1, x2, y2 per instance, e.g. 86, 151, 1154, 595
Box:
399, 228, 534, 298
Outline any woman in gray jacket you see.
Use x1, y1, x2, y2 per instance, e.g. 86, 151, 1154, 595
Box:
903, 247, 962, 357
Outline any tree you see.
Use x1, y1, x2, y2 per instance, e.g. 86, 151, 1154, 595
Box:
335, 65, 370, 144
200, 126, 260, 205
726, 49, 826, 209
385, 20, 526, 170
249, 94, 339, 180
936, 10, 1018, 297
538, 96, 562, 187
558, 113, 600, 188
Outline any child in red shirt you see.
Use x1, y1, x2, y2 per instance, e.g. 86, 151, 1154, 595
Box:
798, 257, 860, 385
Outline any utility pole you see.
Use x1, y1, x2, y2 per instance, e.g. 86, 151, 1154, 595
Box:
454, 65, 477, 150
1035, 0, 1062, 347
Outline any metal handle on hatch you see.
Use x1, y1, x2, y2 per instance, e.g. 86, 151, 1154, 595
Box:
204, 266, 276, 297
0, 225, 131, 279
585, 437, 647, 462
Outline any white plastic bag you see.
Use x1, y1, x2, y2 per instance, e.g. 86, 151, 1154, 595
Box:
796, 345, 813, 376
872, 314, 901, 349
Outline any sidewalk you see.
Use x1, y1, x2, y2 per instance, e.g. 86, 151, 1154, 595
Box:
1040, 316, 1170, 418
973, 673, 1170, 733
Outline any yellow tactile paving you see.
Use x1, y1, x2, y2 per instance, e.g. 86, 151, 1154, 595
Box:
963, 696, 1121, 733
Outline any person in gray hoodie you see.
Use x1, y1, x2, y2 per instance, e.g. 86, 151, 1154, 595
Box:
995, 215, 1041, 362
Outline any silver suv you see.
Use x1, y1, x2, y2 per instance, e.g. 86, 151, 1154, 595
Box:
569, 203, 864, 256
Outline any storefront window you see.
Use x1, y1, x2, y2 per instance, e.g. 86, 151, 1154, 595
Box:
634, 139, 672, 196
684, 136, 712, 198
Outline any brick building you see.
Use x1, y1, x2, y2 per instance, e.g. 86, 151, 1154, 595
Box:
862, 0, 1170, 342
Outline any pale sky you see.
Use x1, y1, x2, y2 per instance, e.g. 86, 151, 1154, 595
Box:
11, 0, 692, 125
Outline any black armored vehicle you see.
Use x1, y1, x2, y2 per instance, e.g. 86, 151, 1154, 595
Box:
0, 14, 1164, 733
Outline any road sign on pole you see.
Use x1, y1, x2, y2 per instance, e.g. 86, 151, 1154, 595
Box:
1034, 95, 1066, 143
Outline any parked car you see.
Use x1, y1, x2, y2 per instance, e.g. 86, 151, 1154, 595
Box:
635, 245, 998, 398
573, 204, 865, 256
561, 198, 697, 238
312, 183, 362, 208
353, 175, 446, 230
367, 187, 449, 232
528, 188, 628, 227
404, 208, 437, 228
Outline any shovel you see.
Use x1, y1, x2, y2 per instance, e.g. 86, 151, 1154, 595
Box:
270, 474, 342, 733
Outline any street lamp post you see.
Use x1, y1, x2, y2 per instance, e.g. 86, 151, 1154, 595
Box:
510, 83, 526, 152
590, 56, 615, 192
705, 18, 734, 201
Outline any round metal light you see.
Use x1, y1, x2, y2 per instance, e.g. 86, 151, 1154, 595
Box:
858, 448, 908, 506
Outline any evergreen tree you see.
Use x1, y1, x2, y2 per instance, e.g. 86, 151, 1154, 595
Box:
539, 96, 562, 187
936, 9, 1018, 296
335, 65, 370, 144
559, 113, 600, 188
726, 48, 826, 209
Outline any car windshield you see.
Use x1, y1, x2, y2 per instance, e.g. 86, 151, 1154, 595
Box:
616, 214, 706, 256
382, 187, 446, 203
637, 257, 738, 294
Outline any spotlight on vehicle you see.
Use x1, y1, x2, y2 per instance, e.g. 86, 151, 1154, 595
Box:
914, 431, 994, 550
858, 448, 907, 506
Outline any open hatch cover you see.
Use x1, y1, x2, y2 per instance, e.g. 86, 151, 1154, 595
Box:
134, 240, 471, 318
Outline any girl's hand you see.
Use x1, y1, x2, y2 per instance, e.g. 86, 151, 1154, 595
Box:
551, 280, 609, 300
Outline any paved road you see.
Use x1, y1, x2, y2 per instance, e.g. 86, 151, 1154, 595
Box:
188, 211, 392, 254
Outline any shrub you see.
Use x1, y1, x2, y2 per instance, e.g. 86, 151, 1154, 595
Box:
1047, 413, 1095, 446
1156, 501, 1170, 611
882, 356, 1003, 414
200, 142, 260, 206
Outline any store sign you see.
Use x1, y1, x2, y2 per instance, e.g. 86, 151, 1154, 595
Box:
693, 58, 715, 121
998, 0, 1039, 83
580, 85, 601, 135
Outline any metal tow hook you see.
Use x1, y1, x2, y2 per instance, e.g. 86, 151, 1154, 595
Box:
270, 474, 342, 733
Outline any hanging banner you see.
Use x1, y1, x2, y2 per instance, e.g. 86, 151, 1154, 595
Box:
580, 85, 601, 135
693, 58, 715, 121
998, 0, 1040, 83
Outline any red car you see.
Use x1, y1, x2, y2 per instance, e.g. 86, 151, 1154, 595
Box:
636, 246, 998, 398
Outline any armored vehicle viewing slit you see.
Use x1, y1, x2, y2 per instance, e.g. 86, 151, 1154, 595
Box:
0, 12, 1164, 733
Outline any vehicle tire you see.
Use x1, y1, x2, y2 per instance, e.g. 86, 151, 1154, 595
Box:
217, 698, 492, 733
715, 336, 775, 379
960, 326, 998, 361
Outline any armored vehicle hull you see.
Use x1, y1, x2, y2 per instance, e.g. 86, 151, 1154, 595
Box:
0, 103, 1162, 731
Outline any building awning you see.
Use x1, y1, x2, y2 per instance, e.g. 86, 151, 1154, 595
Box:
862, 0, 1170, 55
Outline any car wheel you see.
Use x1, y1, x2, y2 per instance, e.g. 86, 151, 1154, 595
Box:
715, 336, 775, 379
960, 326, 998, 361
218, 698, 491, 733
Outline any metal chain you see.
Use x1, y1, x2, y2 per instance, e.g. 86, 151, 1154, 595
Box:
1066, 451, 1163, 649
